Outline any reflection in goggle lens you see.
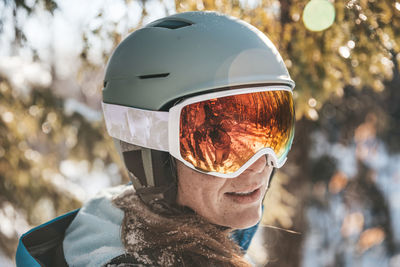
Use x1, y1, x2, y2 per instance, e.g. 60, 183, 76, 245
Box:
179, 90, 294, 174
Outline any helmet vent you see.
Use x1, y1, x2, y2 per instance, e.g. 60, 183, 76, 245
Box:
151, 20, 192, 29
139, 73, 170, 79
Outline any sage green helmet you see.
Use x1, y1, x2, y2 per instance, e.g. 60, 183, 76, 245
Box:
102, 11, 294, 203
103, 11, 294, 110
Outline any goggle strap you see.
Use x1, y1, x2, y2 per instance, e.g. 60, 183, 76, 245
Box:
102, 102, 169, 151
141, 148, 155, 187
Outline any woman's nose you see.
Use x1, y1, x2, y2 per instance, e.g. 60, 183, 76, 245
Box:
246, 155, 267, 173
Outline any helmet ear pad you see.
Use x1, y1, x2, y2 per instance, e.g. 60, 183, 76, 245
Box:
120, 141, 178, 206
147, 150, 178, 204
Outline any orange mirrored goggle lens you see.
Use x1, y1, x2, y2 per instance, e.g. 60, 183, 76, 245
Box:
179, 90, 295, 174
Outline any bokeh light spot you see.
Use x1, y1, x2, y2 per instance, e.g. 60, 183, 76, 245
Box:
358, 227, 385, 253
307, 108, 319, 121
2, 111, 14, 123
339, 46, 351, 58
303, 0, 335, 32
341, 212, 364, 237
308, 98, 317, 108
42, 121, 52, 134
347, 40, 355, 49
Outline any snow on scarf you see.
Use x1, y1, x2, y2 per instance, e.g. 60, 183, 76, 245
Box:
113, 187, 251, 267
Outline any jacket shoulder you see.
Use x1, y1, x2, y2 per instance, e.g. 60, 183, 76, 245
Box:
15, 209, 79, 267
63, 185, 127, 266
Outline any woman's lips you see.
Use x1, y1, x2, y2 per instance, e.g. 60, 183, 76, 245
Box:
224, 187, 262, 204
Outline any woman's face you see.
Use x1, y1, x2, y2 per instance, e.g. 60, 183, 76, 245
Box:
176, 156, 274, 229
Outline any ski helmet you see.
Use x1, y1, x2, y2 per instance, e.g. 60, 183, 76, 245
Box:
102, 11, 295, 203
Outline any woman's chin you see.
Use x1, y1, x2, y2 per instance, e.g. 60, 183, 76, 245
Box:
221, 207, 262, 229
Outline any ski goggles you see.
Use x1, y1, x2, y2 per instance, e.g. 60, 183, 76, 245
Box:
102, 85, 295, 178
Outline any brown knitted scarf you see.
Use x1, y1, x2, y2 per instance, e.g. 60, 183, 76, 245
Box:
112, 187, 251, 267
